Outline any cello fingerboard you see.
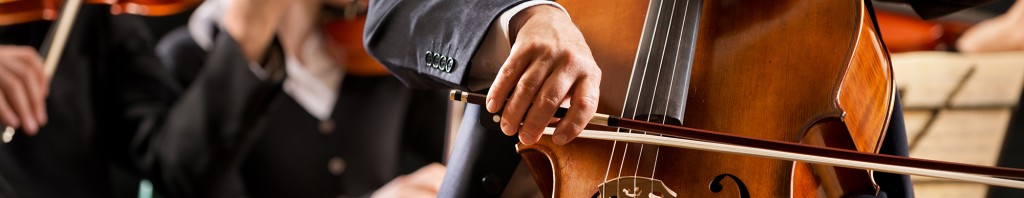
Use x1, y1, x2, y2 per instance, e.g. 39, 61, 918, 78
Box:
620, 0, 703, 126
604, 1, 702, 196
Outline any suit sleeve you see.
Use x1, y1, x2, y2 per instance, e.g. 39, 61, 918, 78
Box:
94, 13, 181, 178
155, 26, 208, 87
363, 0, 529, 90
139, 34, 285, 197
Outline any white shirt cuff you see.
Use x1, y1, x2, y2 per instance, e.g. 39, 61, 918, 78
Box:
467, 1, 568, 91
499, 1, 568, 43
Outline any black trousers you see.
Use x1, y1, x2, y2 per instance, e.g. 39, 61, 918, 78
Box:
873, 94, 914, 198
986, 88, 1024, 198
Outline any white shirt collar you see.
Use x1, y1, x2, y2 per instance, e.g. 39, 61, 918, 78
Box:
282, 32, 345, 121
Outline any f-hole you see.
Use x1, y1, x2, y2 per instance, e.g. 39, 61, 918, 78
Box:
709, 174, 750, 198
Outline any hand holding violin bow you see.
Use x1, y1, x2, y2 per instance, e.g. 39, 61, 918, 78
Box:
0, 45, 48, 141
0, 0, 202, 142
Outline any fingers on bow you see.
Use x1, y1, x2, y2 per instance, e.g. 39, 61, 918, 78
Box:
0, 49, 46, 135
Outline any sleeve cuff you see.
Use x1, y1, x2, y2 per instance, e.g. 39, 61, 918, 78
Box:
499, 1, 569, 41
467, 1, 568, 91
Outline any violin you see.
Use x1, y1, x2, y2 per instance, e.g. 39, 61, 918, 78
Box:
450, 0, 1024, 197
322, 0, 391, 76
875, 10, 943, 52
0, 0, 201, 26
873, 9, 976, 52
0, 0, 199, 143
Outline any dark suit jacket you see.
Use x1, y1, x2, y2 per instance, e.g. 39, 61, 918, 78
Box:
363, 0, 991, 197
0, 5, 180, 198
150, 27, 448, 197
365, 1, 531, 196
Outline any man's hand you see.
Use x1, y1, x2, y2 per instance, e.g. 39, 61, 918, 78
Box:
0, 45, 48, 135
372, 163, 446, 198
486, 5, 601, 146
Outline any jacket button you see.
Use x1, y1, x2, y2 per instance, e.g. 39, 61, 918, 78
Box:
425, 51, 434, 68
328, 157, 346, 176
438, 57, 447, 71
432, 53, 442, 69
319, 120, 334, 135
445, 58, 455, 72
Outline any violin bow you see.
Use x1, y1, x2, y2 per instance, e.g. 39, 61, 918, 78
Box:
2, 0, 83, 143
449, 90, 1024, 189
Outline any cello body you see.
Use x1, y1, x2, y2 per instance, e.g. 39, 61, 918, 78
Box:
517, 0, 895, 197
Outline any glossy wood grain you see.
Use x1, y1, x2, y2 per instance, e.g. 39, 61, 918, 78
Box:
518, 0, 895, 197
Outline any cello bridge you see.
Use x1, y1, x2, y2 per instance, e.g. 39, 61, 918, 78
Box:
596, 176, 678, 198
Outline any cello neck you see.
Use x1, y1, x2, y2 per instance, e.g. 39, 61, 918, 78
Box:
620, 0, 703, 125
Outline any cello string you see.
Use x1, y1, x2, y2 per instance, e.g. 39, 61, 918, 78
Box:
655, 0, 696, 182
653, 0, 693, 187
635, 0, 680, 186
616, 0, 666, 193
601, 142, 616, 196
602, 135, 616, 197
537, 128, 1024, 189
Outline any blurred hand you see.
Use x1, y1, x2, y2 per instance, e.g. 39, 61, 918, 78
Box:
956, 0, 1024, 52
485, 5, 601, 146
0, 45, 48, 135
224, 0, 293, 61
372, 163, 446, 198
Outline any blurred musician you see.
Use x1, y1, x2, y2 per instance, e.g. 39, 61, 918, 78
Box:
150, 0, 449, 197
0, 4, 179, 198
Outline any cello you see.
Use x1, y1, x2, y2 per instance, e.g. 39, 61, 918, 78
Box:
449, 0, 1024, 197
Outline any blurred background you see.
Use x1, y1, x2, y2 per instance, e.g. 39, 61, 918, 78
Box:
871, 0, 1024, 197
118, 0, 1024, 197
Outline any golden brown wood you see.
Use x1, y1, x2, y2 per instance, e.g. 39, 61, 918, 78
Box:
559, 0, 648, 116
517, 0, 895, 197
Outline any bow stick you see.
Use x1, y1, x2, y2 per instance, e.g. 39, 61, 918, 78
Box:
449, 90, 1024, 189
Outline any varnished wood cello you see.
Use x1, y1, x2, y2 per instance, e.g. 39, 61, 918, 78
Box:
449, 0, 1024, 197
